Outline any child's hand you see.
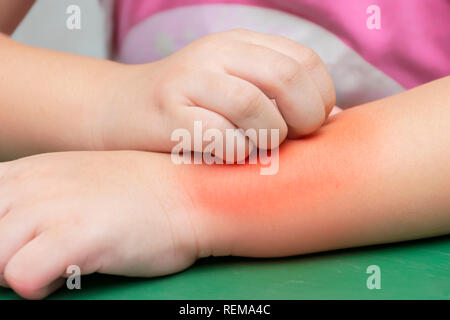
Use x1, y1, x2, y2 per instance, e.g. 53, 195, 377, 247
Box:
0, 29, 334, 161
0, 151, 202, 299
104, 29, 335, 158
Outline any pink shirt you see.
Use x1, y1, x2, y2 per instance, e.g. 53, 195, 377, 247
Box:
114, 0, 450, 90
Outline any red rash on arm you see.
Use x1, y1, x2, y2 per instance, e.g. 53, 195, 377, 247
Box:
179, 105, 387, 257
183, 113, 376, 217
176, 78, 450, 258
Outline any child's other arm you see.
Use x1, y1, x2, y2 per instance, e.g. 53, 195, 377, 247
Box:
0, 32, 128, 160
0, 24, 336, 162
179, 76, 450, 258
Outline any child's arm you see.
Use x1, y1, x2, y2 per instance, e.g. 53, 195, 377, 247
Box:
180, 76, 450, 258
0, 77, 448, 299
1, 24, 335, 161
0, 33, 127, 160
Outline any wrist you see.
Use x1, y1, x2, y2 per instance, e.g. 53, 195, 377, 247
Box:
96, 63, 160, 151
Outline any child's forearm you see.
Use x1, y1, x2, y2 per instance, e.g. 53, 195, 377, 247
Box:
0, 34, 126, 160
178, 77, 450, 258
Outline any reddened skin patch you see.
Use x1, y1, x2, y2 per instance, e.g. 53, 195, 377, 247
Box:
174, 107, 385, 257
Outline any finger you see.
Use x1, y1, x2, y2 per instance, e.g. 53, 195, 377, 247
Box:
181, 71, 288, 149
220, 41, 326, 137
228, 29, 336, 117
173, 105, 255, 163
0, 210, 37, 282
4, 230, 86, 300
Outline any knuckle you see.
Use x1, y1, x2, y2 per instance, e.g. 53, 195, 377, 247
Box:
232, 88, 263, 119
276, 57, 302, 87
298, 46, 322, 70
195, 32, 230, 51
192, 36, 217, 51
225, 28, 251, 37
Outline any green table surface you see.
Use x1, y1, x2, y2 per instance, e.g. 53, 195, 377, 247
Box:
1, 236, 449, 300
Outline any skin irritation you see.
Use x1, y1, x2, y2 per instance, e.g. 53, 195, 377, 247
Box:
177, 106, 385, 257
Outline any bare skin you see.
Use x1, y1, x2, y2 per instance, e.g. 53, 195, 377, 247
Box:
0, 77, 449, 299
0, 1, 335, 161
